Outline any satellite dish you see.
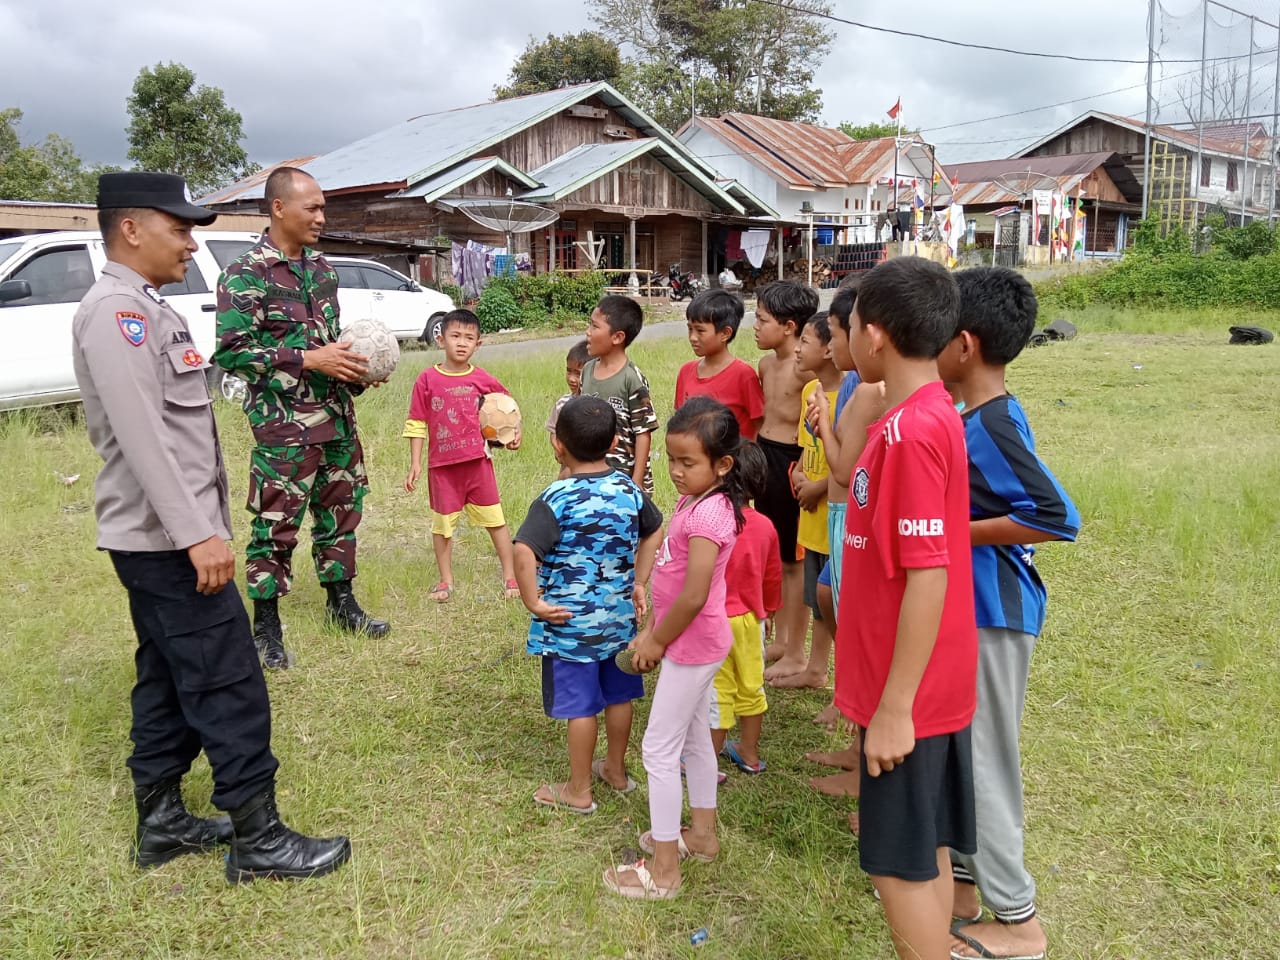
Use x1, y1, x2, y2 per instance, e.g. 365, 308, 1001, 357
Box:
992, 169, 1059, 201
453, 198, 559, 248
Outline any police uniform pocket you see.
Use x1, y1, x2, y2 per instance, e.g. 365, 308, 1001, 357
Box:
155, 587, 255, 692
163, 344, 212, 408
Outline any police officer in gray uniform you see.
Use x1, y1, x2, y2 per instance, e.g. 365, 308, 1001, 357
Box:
73, 172, 350, 883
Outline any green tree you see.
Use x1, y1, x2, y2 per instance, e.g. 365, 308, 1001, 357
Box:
495, 31, 623, 99
592, 0, 833, 131
126, 62, 258, 196
838, 119, 918, 141
0, 107, 111, 202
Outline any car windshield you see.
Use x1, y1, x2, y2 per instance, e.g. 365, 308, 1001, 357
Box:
0, 240, 22, 270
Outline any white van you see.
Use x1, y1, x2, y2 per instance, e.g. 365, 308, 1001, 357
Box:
0, 231, 454, 410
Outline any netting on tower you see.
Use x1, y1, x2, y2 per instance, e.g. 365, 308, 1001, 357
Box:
1150, 1, 1279, 230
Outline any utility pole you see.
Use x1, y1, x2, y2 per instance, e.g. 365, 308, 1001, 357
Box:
1194, 0, 1209, 231
1272, 6, 1280, 224
1242, 15, 1255, 225
1143, 0, 1155, 220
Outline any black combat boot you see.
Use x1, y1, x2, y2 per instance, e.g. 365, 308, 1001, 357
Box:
225, 785, 351, 884
324, 580, 391, 638
133, 778, 233, 868
253, 597, 289, 670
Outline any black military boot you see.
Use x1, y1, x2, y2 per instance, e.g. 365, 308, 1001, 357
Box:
133, 778, 233, 868
225, 785, 351, 884
324, 580, 391, 638
253, 597, 289, 670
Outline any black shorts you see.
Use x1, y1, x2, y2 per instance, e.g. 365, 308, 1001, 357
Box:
755, 437, 802, 564
803, 548, 828, 620
858, 725, 976, 881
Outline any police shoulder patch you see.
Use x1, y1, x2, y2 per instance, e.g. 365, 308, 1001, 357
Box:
142, 284, 165, 305
116, 311, 148, 346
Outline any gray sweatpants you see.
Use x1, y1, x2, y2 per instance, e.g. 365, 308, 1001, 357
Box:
950, 626, 1038, 923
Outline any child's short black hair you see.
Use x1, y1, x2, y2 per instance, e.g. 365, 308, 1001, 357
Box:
595, 295, 644, 347
756, 280, 819, 332
686, 289, 745, 342
735, 440, 768, 502
809, 312, 832, 345
855, 257, 959, 360
829, 283, 858, 333
440, 308, 481, 335
953, 267, 1038, 366
555, 395, 617, 462
566, 338, 590, 366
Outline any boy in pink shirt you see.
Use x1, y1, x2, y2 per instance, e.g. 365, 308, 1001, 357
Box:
403, 310, 521, 601
674, 288, 765, 439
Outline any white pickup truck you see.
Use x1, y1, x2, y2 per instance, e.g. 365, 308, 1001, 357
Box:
0, 231, 454, 410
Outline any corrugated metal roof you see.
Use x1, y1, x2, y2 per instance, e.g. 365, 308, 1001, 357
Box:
949, 173, 1086, 206
720, 113, 851, 187
517, 138, 747, 215
945, 151, 1143, 206
392, 156, 538, 201
196, 156, 318, 205
687, 116, 944, 191
837, 137, 899, 185
1016, 111, 1271, 162
218, 81, 721, 202
521, 141, 652, 198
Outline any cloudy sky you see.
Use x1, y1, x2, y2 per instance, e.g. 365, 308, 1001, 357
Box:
3, 0, 1279, 171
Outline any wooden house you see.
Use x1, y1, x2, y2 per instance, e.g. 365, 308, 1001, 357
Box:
1015, 111, 1275, 227
678, 113, 947, 242
944, 152, 1141, 255
201, 83, 772, 286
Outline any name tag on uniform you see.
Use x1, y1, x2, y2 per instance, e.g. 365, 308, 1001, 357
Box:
117, 311, 148, 346
171, 330, 193, 345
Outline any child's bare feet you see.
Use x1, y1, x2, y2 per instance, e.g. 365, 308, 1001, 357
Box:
763, 656, 807, 681
763, 642, 786, 663
770, 666, 828, 689
591, 758, 636, 793
951, 918, 1047, 960
847, 811, 859, 836
812, 702, 844, 729
809, 770, 860, 797
804, 745, 860, 769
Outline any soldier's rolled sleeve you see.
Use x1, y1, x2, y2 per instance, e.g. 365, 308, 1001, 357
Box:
214, 268, 305, 389
81, 297, 218, 549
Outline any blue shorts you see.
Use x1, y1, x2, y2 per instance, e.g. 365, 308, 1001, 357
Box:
541, 655, 644, 720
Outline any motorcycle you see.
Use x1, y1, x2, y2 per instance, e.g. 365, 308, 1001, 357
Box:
667, 263, 703, 302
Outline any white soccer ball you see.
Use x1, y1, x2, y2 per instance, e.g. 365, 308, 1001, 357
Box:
341, 317, 400, 384
479, 392, 522, 447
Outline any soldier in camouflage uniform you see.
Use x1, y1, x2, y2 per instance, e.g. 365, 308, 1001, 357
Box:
215, 166, 389, 670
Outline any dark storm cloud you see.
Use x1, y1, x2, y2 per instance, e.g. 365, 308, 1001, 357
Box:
2, 0, 1278, 170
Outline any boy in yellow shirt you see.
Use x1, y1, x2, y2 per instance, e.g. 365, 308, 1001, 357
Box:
776, 313, 843, 690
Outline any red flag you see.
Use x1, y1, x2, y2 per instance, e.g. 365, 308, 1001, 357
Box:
887, 98, 901, 120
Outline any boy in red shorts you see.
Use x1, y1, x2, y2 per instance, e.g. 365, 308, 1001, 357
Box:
835, 257, 978, 960
403, 309, 521, 601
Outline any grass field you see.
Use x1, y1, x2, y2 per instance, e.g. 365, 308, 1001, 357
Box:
0, 311, 1277, 959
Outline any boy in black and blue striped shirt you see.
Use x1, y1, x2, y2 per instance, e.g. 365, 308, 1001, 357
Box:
937, 267, 1079, 960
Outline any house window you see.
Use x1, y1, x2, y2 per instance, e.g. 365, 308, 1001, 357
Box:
1227, 161, 1238, 192
1200, 157, 1211, 188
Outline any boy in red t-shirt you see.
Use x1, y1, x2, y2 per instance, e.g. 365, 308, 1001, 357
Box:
403, 310, 522, 602
835, 257, 978, 960
674, 288, 764, 440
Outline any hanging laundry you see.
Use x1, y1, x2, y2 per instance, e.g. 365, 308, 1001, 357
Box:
741, 229, 771, 269
725, 230, 745, 261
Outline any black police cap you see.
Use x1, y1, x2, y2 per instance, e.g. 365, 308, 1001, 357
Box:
96, 172, 217, 226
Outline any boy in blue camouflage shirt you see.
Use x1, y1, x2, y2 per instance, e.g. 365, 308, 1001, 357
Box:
513, 396, 664, 814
